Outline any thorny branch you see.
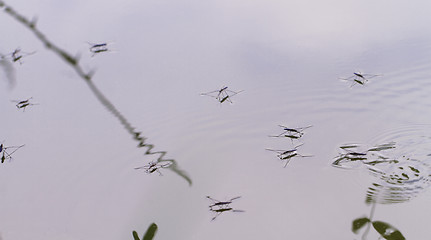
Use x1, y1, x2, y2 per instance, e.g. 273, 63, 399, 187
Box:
0, 0, 191, 185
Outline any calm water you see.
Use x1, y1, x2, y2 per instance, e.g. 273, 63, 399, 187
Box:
1, 0, 431, 239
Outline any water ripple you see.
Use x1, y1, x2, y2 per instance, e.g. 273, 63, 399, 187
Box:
333, 124, 431, 204
257, 39, 431, 122
366, 157, 431, 204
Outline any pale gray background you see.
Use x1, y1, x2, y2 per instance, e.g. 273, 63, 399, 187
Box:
1, 0, 431, 239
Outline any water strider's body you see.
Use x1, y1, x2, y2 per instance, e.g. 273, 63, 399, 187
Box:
135, 161, 171, 175
207, 196, 244, 220
201, 86, 243, 104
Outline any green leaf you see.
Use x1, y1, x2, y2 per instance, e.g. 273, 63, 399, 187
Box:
372, 221, 405, 240
143, 223, 158, 240
352, 217, 370, 233
132, 231, 140, 240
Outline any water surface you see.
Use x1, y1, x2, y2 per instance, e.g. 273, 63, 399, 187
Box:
1, 0, 431, 239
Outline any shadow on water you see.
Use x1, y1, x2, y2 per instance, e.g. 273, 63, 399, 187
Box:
333, 131, 431, 239
0, 1, 192, 185
0, 57, 16, 88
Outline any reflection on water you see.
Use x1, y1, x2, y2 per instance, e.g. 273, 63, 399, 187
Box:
332, 142, 397, 170
366, 124, 431, 204
333, 125, 431, 239
366, 157, 431, 204
333, 140, 431, 204
87, 80, 192, 185
0, 0, 192, 185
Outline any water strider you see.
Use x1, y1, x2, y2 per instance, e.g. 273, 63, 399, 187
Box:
269, 125, 312, 142
201, 86, 243, 104
0, 142, 25, 163
1, 48, 36, 64
339, 72, 380, 87
266, 143, 312, 167
11, 97, 38, 111
134, 161, 172, 175
206, 196, 244, 221
87, 42, 113, 57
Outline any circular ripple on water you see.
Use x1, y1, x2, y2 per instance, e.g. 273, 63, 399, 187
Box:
364, 124, 431, 204
368, 124, 431, 160
366, 157, 431, 204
